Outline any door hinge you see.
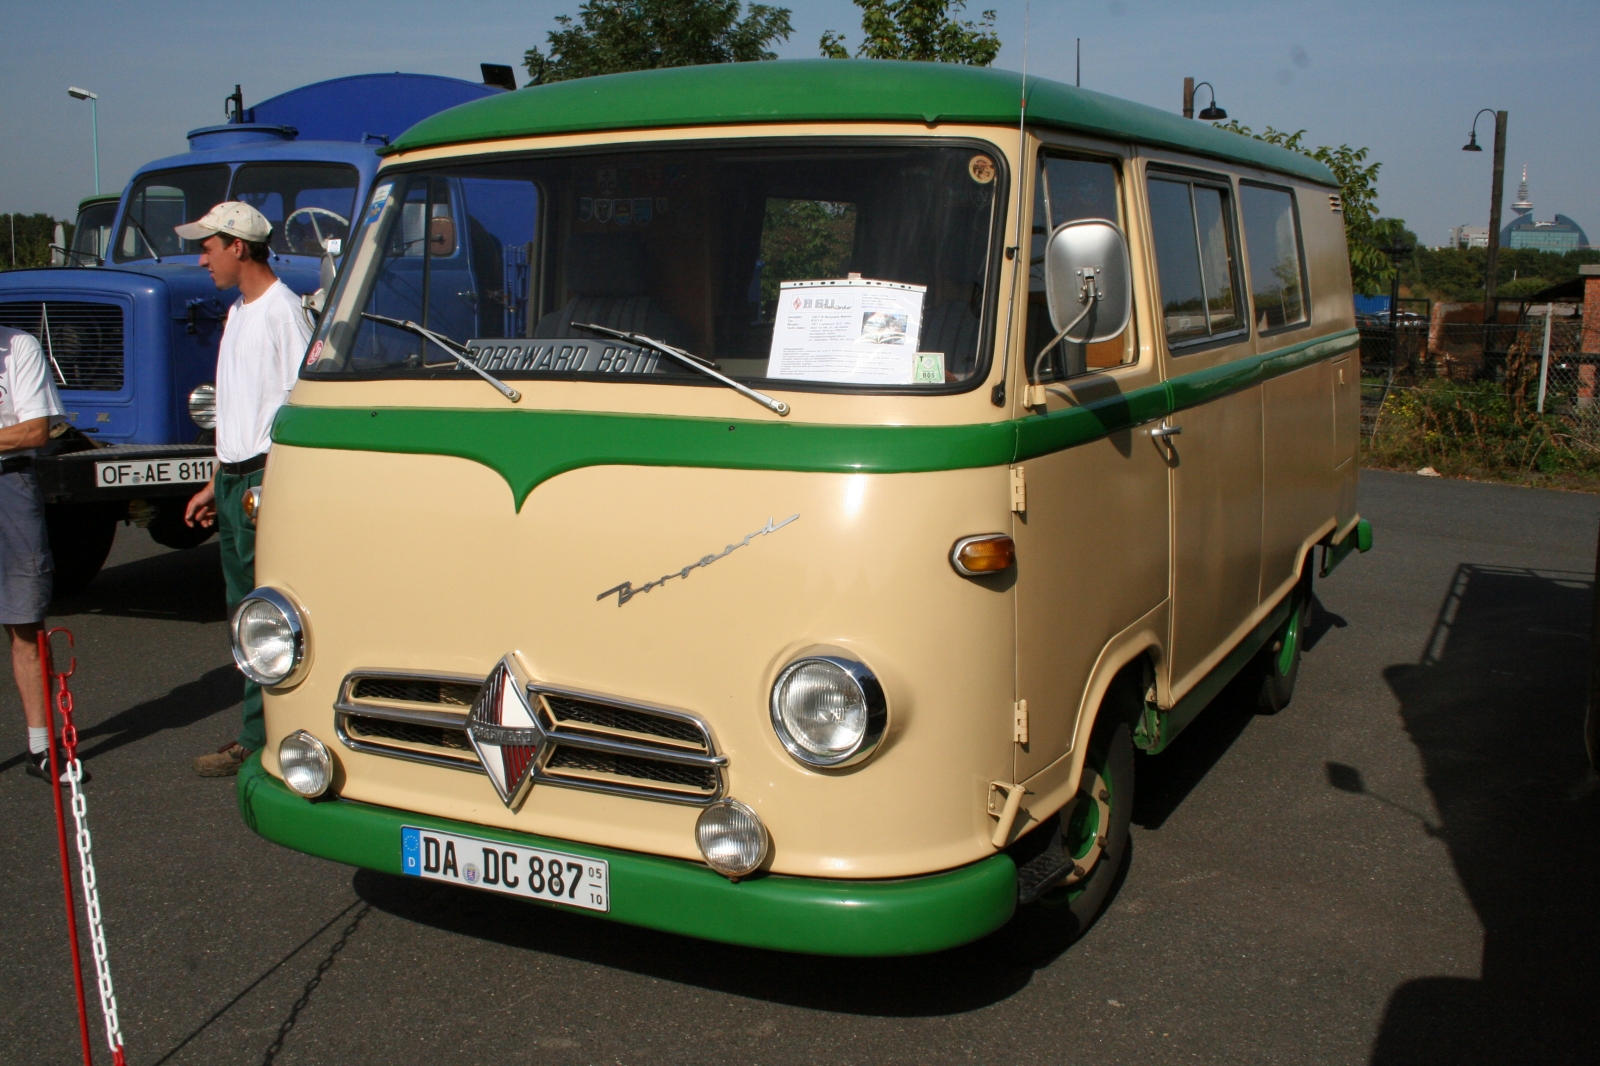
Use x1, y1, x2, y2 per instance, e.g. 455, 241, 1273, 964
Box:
1010, 466, 1026, 513
1013, 699, 1029, 744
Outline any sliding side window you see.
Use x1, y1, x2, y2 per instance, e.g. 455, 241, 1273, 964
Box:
1238, 182, 1309, 332
1147, 172, 1244, 349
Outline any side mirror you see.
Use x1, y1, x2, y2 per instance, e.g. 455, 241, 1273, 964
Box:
1043, 218, 1132, 345
428, 216, 456, 256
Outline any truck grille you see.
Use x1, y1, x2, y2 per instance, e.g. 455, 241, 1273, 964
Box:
334, 670, 726, 804
0, 301, 124, 391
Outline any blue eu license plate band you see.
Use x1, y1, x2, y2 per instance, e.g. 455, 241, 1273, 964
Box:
400, 825, 610, 913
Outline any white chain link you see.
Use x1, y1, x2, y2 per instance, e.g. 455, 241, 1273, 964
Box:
64, 756, 124, 1056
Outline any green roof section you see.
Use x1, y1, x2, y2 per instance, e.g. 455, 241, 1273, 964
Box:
388, 59, 1336, 187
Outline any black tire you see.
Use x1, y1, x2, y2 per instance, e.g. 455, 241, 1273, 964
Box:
1031, 713, 1136, 938
147, 497, 215, 550
1254, 582, 1312, 714
45, 503, 120, 597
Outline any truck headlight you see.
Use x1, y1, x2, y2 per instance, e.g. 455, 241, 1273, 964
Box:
278, 730, 332, 798
188, 383, 217, 429
230, 587, 308, 686
769, 655, 887, 768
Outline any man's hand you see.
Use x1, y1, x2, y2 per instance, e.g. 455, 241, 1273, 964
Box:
185, 480, 217, 528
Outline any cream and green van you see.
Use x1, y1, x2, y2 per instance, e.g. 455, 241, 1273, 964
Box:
233, 59, 1371, 956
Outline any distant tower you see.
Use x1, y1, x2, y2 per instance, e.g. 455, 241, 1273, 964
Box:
1512, 165, 1533, 219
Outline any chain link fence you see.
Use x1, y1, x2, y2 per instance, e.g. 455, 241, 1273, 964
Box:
1360, 317, 1595, 438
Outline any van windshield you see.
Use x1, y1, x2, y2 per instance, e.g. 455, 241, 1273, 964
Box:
307, 141, 1003, 392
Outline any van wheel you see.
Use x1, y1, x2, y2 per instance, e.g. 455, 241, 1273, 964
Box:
1035, 714, 1135, 936
1254, 588, 1311, 714
46, 503, 119, 597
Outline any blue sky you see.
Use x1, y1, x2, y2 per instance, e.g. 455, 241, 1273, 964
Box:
3, 0, 1595, 248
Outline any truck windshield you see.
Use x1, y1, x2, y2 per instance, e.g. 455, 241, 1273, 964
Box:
113, 163, 361, 263
114, 166, 230, 262
71, 200, 119, 264
307, 141, 1003, 392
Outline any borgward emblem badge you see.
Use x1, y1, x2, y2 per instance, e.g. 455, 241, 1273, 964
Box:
466, 655, 549, 809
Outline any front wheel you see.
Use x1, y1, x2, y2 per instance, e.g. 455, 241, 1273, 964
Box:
45, 503, 120, 597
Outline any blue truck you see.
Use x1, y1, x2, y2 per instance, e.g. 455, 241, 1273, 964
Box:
0, 69, 508, 592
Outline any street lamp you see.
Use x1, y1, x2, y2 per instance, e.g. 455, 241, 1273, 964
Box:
1181, 78, 1227, 120
67, 87, 100, 196
1463, 107, 1508, 324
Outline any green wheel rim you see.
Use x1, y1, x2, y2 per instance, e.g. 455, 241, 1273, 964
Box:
1275, 598, 1303, 677
1048, 757, 1113, 905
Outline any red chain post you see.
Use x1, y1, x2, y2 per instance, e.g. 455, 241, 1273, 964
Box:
41, 629, 94, 1066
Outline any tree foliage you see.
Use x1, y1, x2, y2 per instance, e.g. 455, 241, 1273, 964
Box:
820, 0, 1000, 65
1400, 246, 1599, 303
523, 0, 793, 84
1214, 121, 1403, 295
1, 214, 72, 271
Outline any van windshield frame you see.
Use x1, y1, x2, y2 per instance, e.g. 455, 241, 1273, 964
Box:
303, 136, 1009, 398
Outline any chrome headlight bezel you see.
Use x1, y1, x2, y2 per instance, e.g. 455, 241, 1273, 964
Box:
187, 382, 217, 429
768, 654, 888, 769
278, 729, 332, 798
230, 586, 309, 687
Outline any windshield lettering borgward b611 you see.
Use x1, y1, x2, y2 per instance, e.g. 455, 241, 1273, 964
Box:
304, 141, 1004, 397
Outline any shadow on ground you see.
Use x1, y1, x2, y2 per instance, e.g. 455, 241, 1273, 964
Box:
1369, 564, 1600, 1065
52, 540, 226, 624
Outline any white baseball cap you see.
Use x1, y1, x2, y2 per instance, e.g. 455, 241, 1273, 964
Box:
174, 201, 272, 243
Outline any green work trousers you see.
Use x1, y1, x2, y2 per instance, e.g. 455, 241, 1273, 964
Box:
217, 468, 265, 751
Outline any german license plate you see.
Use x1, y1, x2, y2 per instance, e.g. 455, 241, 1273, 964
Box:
400, 826, 610, 912
95, 456, 215, 488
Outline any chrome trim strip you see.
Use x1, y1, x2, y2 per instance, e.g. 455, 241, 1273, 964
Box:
541, 726, 728, 768
333, 712, 485, 774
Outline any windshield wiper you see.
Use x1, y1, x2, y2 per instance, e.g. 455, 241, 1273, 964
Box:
360, 312, 521, 402
571, 323, 789, 417
128, 219, 162, 263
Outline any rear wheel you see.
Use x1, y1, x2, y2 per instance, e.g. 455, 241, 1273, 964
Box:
1253, 579, 1312, 714
45, 503, 120, 597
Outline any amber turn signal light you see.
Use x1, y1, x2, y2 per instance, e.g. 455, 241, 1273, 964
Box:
950, 534, 1015, 576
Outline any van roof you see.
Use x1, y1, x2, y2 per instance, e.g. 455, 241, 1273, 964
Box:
388, 59, 1338, 187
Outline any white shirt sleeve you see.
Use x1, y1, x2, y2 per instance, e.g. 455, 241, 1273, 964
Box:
7, 330, 65, 424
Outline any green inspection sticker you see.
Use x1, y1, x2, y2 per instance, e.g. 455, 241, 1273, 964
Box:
912, 351, 945, 383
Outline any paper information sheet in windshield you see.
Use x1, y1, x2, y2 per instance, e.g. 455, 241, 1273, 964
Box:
767, 279, 926, 384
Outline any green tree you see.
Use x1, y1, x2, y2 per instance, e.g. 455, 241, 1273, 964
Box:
523, 0, 793, 84
1214, 121, 1402, 295
820, 0, 1000, 65
1, 214, 73, 271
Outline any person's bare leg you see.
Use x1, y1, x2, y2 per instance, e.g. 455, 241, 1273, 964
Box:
8, 623, 45, 731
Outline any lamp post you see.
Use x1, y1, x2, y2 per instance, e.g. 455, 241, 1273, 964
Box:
1462, 108, 1507, 324
67, 87, 100, 196
1182, 78, 1227, 120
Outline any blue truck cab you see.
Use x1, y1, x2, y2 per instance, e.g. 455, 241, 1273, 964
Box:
0, 72, 502, 592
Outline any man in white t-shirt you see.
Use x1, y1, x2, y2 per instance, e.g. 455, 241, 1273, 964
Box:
176, 201, 311, 776
0, 325, 67, 781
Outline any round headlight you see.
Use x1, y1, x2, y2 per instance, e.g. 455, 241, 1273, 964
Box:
695, 799, 769, 878
278, 730, 331, 798
769, 655, 888, 768
230, 587, 307, 686
188, 383, 217, 429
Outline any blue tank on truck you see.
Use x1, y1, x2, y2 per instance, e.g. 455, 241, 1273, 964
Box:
0, 71, 505, 593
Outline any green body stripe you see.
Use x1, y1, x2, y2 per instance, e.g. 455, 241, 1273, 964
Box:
275, 329, 1357, 509
237, 756, 1017, 957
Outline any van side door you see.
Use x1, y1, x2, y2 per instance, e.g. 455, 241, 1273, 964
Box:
1144, 164, 1265, 698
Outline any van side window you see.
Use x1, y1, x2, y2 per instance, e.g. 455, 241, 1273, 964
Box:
1147, 174, 1244, 348
1026, 154, 1132, 381
1238, 183, 1309, 332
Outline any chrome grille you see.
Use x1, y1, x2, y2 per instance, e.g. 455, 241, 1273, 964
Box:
0, 301, 124, 391
334, 670, 726, 804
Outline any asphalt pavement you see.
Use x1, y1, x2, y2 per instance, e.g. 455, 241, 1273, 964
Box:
3, 469, 1598, 1066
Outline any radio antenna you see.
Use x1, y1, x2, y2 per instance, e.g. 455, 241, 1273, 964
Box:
993, 0, 1031, 407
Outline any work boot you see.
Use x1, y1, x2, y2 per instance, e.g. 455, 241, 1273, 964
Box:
194, 741, 250, 777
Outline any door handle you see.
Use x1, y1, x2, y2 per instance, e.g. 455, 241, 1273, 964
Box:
1150, 421, 1183, 439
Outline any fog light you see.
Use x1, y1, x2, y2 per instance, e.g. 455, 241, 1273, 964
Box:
950, 533, 1014, 576
695, 799, 768, 878
188, 383, 217, 429
278, 730, 331, 797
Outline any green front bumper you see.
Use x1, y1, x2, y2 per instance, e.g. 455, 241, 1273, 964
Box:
237, 756, 1017, 956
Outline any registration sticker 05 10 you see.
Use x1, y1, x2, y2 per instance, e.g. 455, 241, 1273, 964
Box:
400, 826, 610, 913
